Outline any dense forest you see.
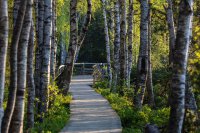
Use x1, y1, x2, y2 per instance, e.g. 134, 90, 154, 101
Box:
0, 0, 199, 132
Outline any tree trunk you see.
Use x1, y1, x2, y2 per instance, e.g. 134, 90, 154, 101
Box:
13, 0, 20, 26
102, 0, 112, 88
9, 0, 32, 132
26, 21, 35, 131
165, 0, 176, 67
134, 0, 149, 108
35, 0, 44, 112
59, 33, 67, 66
112, 0, 120, 92
168, 0, 194, 132
50, 0, 57, 80
2, 1, 27, 132
59, 0, 78, 94
119, 0, 127, 93
38, 0, 52, 122
75, 0, 92, 62
146, 2, 155, 107
0, 0, 8, 130
127, 0, 133, 89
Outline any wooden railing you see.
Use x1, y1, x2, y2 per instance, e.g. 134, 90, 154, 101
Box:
73, 63, 107, 75
57, 63, 108, 84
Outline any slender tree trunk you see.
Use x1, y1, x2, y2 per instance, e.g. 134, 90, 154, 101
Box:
168, 0, 194, 132
146, 2, 155, 107
0, 0, 8, 130
26, 21, 35, 131
75, 0, 92, 62
119, 0, 127, 93
13, 0, 20, 26
102, 0, 112, 88
112, 0, 120, 92
2, 1, 28, 132
165, 0, 176, 67
35, 0, 44, 112
127, 0, 133, 89
9, 0, 32, 132
60, 33, 67, 66
59, 0, 78, 94
50, 0, 57, 80
39, 0, 52, 122
109, 6, 115, 69
134, 0, 149, 108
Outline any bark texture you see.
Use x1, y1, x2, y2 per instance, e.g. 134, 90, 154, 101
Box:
9, 0, 32, 132
102, 0, 112, 88
59, 0, 78, 94
50, 0, 57, 80
146, 2, 155, 107
166, 0, 176, 66
2, 1, 27, 132
134, 0, 149, 108
35, 0, 44, 111
119, 0, 127, 92
112, 0, 120, 92
127, 0, 133, 89
0, 0, 8, 130
38, 0, 52, 121
168, 0, 194, 132
26, 22, 35, 130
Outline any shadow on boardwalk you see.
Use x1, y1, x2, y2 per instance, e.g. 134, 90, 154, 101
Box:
60, 75, 122, 133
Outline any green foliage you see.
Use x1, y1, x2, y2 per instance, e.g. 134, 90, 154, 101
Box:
32, 83, 72, 133
95, 85, 170, 133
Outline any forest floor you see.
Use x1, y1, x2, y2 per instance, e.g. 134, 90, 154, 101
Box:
60, 75, 122, 133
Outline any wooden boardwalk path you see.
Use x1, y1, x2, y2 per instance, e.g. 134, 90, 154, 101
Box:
60, 75, 122, 133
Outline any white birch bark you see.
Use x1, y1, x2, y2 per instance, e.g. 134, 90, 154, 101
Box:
9, 0, 32, 132
127, 0, 133, 89
102, 0, 112, 88
39, 0, 52, 121
168, 0, 194, 132
2, 1, 27, 132
134, 0, 149, 108
26, 21, 35, 130
112, 0, 120, 92
119, 0, 127, 93
0, 0, 8, 130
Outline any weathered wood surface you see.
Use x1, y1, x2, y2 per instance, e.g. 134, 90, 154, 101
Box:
60, 75, 122, 133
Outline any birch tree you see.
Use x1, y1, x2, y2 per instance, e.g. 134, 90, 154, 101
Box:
134, 0, 149, 108
146, 1, 155, 107
168, 0, 194, 132
50, 0, 57, 79
26, 22, 35, 130
75, 0, 92, 62
102, 0, 112, 88
119, 0, 127, 92
2, 1, 28, 132
58, 0, 78, 94
127, 0, 133, 89
112, 0, 120, 92
0, 0, 8, 130
9, 0, 33, 131
165, 0, 176, 67
39, 0, 52, 121
35, 0, 44, 111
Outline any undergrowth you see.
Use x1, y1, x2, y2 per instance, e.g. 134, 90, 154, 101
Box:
32, 83, 72, 133
94, 82, 170, 133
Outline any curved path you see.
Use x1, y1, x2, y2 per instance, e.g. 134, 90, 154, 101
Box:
60, 75, 122, 133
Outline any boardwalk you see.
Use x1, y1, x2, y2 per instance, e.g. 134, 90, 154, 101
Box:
60, 75, 122, 133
